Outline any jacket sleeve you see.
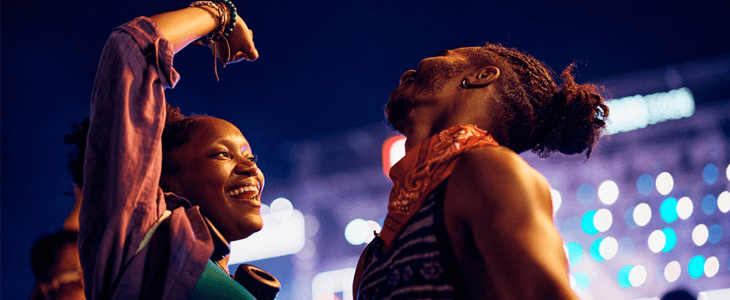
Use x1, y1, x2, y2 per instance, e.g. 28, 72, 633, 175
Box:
79, 16, 180, 300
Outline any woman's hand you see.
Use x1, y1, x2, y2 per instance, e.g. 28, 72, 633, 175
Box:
216, 16, 259, 64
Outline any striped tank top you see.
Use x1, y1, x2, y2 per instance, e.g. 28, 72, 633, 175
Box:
357, 180, 469, 299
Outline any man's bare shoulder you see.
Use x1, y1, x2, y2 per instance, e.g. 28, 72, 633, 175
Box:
446, 146, 553, 220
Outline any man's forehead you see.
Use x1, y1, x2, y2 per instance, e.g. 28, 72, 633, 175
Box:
453, 47, 481, 55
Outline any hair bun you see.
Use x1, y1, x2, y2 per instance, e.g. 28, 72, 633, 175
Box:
534, 64, 609, 158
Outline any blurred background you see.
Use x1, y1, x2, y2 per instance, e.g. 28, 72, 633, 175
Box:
2, 0, 729, 299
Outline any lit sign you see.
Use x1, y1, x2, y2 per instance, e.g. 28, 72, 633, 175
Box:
381, 135, 406, 176
605, 87, 695, 135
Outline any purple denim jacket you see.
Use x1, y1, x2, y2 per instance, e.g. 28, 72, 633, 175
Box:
80, 17, 218, 300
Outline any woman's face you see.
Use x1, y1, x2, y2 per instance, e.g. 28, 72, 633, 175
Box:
164, 117, 265, 241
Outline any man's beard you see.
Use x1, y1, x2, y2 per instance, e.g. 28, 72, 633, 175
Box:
385, 60, 470, 133
385, 92, 417, 133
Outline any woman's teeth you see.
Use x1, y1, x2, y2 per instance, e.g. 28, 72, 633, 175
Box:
227, 186, 259, 198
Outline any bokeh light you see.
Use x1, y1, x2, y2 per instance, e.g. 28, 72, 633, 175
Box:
704, 256, 719, 278
598, 180, 619, 205
661, 227, 677, 252
574, 272, 590, 291
593, 209, 613, 232
577, 184, 596, 206
633, 203, 652, 227
617, 265, 633, 288
581, 210, 599, 235
365, 220, 381, 243
664, 261, 681, 282
676, 196, 694, 220
637, 174, 654, 196
718, 191, 730, 213
304, 214, 320, 238
551, 189, 562, 214
700, 194, 717, 216
656, 172, 674, 195
624, 206, 637, 228
692, 224, 709, 246
344, 218, 369, 245
703, 163, 719, 185
598, 236, 618, 260
708, 224, 722, 245
628, 265, 647, 287
660, 197, 678, 223
271, 197, 294, 221
589, 238, 604, 262
566, 242, 583, 266
688, 255, 705, 279
726, 164, 730, 182
701, 194, 717, 215
648, 230, 666, 253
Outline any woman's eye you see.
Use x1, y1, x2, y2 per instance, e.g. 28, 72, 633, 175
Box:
216, 152, 230, 158
248, 154, 258, 163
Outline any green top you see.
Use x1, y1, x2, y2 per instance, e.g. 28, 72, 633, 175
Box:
189, 260, 257, 300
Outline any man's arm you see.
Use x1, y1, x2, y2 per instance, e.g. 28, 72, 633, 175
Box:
444, 146, 577, 299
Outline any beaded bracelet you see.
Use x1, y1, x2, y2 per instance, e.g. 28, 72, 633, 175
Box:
189, 0, 237, 45
219, 0, 237, 38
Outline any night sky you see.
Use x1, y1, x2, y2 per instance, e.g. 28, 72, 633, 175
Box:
2, 0, 729, 298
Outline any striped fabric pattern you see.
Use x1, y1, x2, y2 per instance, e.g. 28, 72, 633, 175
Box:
357, 181, 468, 300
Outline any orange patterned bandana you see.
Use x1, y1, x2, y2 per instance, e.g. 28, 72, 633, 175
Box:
380, 124, 499, 247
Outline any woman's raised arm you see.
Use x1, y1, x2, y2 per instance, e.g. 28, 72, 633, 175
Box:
150, 5, 258, 62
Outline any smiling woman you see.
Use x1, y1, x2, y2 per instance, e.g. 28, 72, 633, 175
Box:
78, 2, 277, 300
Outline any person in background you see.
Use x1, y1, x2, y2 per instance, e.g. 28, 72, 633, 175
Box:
30, 231, 86, 300
63, 118, 90, 232
78, 1, 278, 299
353, 45, 609, 299
29, 118, 90, 300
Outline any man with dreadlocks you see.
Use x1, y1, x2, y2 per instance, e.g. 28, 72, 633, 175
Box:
353, 46, 608, 299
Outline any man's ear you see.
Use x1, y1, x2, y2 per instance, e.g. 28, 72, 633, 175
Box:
463, 66, 500, 88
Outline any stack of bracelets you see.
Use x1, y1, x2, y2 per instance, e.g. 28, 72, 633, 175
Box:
189, 0, 238, 46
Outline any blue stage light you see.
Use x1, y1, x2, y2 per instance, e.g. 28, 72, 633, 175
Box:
577, 184, 596, 206
566, 242, 583, 265
708, 224, 722, 245
617, 265, 633, 288
688, 255, 705, 279
589, 238, 604, 262
661, 227, 677, 252
624, 206, 637, 228
660, 197, 678, 223
582, 211, 599, 235
701, 194, 717, 215
703, 163, 719, 185
637, 174, 654, 196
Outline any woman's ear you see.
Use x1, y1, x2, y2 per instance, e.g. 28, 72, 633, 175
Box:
463, 66, 500, 88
